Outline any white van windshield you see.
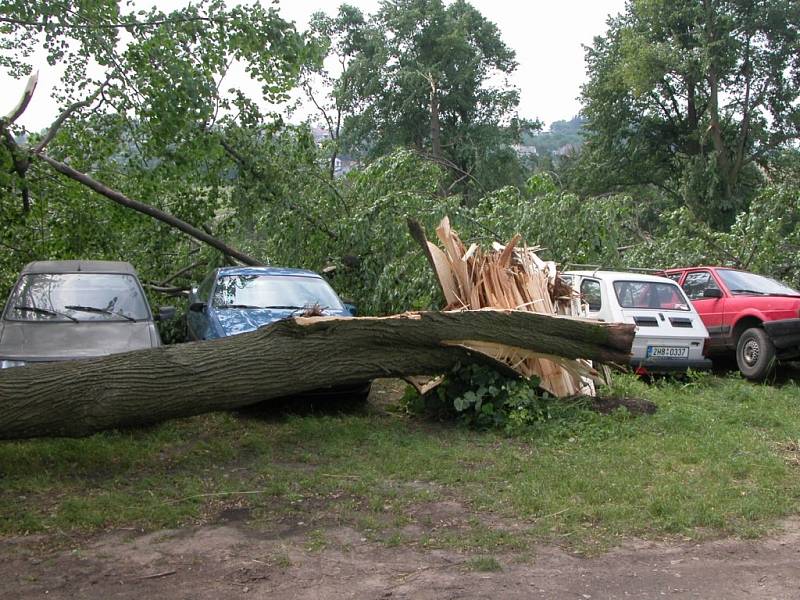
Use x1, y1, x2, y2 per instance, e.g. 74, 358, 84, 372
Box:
613, 281, 690, 311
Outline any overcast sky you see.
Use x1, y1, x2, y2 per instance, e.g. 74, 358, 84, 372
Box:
2, 0, 626, 131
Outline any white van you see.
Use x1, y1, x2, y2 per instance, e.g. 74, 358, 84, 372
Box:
563, 270, 712, 372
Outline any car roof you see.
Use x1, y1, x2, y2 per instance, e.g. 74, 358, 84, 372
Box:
663, 266, 736, 272
216, 266, 323, 278
21, 260, 138, 275
564, 270, 679, 284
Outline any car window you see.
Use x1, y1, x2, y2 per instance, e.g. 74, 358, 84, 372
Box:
580, 279, 602, 312
613, 280, 690, 311
682, 271, 720, 300
5, 273, 150, 321
197, 272, 216, 301
212, 275, 345, 310
716, 269, 799, 296
666, 272, 682, 282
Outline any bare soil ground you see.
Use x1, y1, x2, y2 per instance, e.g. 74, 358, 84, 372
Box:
3, 509, 800, 599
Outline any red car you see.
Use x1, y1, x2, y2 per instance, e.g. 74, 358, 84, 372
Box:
662, 267, 800, 379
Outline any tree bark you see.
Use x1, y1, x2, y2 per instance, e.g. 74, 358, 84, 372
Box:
686, 78, 700, 156
0, 310, 634, 439
703, 0, 733, 202
429, 74, 443, 163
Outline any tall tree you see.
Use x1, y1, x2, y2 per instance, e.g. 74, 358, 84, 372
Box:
319, 0, 532, 196
301, 4, 373, 179
580, 0, 800, 228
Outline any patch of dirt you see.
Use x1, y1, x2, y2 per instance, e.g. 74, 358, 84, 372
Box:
590, 395, 658, 415
3, 515, 800, 599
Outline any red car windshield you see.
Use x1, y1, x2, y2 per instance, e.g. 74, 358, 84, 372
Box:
717, 269, 799, 296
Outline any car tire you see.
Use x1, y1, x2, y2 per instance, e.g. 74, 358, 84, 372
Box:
736, 327, 776, 380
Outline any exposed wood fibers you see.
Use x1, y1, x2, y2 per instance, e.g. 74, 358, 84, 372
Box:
414, 216, 597, 397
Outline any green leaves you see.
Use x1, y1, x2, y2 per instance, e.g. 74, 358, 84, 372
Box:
405, 363, 549, 431
309, 0, 524, 196
0, 1, 306, 298
580, 0, 800, 228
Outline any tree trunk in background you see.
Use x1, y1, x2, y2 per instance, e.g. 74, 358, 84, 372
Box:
429, 75, 443, 163
0, 310, 634, 440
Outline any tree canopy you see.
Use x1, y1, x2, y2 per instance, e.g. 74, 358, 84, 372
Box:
579, 0, 800, 227
306, 0, 535, 197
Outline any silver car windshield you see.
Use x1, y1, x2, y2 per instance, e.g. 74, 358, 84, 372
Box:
212, 275, 345, 310
4, 273, 150, 321
613, 280, 691, 311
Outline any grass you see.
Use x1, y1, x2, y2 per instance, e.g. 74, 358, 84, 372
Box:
464, 556, 503, 572
1, 373, 799, 554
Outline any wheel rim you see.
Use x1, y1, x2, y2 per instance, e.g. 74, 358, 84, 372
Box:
742, 338, 760, 367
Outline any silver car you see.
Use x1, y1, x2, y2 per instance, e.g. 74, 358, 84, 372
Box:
0, 260, 174, 368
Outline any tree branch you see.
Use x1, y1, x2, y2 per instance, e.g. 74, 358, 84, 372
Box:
34, 77, 111, 154
3, 72, 38, 123
145, 283, 191, 296
410, 148, 487, 194
0, 15, 224, 30
36, 153, 264, 266
159, 260, 207, 286
217, 137, 340, 240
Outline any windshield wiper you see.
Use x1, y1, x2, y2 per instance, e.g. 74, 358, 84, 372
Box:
263, 305, 319, 310
729, 289, 768, 295
218, 304, 265, 309
14, 305, 79, 323
64, 305, 136, 322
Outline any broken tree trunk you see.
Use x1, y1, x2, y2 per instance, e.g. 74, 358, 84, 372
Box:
409, 217, 599, 397
0, 310, 633, 440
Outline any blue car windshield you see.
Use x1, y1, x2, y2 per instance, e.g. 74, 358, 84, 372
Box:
5, 273, 150, 321
213, 275, 345, 310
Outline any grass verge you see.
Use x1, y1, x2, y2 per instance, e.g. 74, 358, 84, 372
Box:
1, 373, 799, 554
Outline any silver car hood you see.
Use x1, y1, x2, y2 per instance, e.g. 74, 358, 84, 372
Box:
0, 320, 157, 361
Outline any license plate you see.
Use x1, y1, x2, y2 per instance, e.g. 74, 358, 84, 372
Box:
647, 345, 689, 359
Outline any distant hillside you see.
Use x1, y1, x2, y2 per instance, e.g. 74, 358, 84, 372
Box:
521, 116, 585, 157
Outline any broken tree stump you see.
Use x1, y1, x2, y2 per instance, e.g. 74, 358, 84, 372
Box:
0, 310, 634, 439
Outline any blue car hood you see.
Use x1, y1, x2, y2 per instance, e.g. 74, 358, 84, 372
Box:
214, 307, 350, 337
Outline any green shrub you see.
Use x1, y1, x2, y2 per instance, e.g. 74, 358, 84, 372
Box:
404, 364, 556, 432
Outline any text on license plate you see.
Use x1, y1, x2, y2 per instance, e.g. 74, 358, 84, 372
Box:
647, 345, 689, 359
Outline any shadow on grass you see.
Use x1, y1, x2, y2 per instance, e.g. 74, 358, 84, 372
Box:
236, 382, 373, 421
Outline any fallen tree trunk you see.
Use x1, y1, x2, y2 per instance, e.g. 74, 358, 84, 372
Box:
0, 310, 633, 440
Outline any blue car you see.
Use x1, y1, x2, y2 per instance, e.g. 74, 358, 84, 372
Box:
186, 266, 355, 341
186, 266, 369, 404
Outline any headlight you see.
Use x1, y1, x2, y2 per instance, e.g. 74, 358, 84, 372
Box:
0, 360, 26, 369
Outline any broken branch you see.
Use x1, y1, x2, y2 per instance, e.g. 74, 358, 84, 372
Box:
34, 77, 112, 154
36, 153, 263, 266
3, 72, 38, 124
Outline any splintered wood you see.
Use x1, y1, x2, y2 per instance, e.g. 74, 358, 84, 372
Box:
411, 216, 596, 397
